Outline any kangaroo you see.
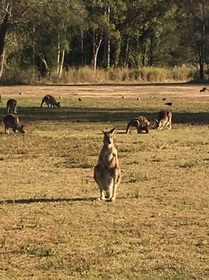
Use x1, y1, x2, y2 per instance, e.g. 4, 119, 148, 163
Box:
94, 127, 121, 201
126, 116, 150, 134
40, 95, 60, 108
6, 99, 20, 114
3, 114, 25, 134
200, 87, 208, 92
155, 110, 172, 130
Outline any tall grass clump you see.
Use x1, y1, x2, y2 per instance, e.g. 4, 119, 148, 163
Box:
171, 66, 198, 81
57, 66, 197, 83
1, 67, 41, 85
1, 65, 198, 85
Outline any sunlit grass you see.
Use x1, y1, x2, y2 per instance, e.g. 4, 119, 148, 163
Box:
0, 85, 209, 279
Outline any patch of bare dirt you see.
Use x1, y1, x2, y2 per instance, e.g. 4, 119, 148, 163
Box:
0, 84, 208, 99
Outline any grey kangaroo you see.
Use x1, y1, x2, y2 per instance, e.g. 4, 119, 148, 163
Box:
155, 110, 172, 130
94, 128, 121, 201
126, 116, 150, 134
3, 114, 25, 134
6, 99, 20, 114
40, 95, 60, 108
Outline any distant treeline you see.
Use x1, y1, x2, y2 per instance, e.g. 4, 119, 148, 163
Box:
0, 0, 209, 84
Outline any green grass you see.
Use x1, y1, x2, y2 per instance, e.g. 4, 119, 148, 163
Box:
0, 85, 209, 279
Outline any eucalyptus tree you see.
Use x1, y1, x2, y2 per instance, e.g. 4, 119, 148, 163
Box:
23, 0, 87, 77
0, 0, 41, 80
0, 0, 87, 80
83, 0, 126, 71
0, 1, 10, 79
118, 0, 178, 68
174, 0, 209, 80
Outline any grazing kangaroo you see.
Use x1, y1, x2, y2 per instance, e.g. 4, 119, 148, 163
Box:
200, 87, 208, 92
3, 114, 25, 134
126, 116, 150, 134
94, 127, 121, 201
6, 99, 20, 114
155, 110, 172, 130
40, 95, 60, 108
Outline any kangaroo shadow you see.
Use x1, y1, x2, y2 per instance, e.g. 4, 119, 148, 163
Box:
0, 197, 97, 205
0, 195, 129, 205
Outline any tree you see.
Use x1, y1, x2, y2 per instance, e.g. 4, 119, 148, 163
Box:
0, 2, 12, 79
1, 0, 209, 82
117, 0, 178, 68
21, 0, 87, 77
84, 0, 125, 71
173, 0, 209, 79
0, 0, 46, 80
0, 0, 87, 80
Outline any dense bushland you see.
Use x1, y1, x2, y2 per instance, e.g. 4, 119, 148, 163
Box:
0, 1, 209, 84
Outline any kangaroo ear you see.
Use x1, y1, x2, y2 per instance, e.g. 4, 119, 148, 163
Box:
109, 127, 116, 134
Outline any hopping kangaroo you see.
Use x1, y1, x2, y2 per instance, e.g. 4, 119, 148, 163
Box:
40, 95, 60, 108
6, 99, 20, 114
126, 116, 150, 134
155, 110, 172, 130
94, 127, 121, 201
3, 114, 25, 134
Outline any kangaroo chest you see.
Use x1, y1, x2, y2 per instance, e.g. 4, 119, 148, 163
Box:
100, 147, 117, 167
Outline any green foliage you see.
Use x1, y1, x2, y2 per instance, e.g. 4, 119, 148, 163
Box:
1, 0, 209, 81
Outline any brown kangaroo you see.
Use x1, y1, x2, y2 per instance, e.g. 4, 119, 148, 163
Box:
126, 116, 150, 134
6, 99, 20, 114
155, 110, 172, 130
3, 114, 25, 134
40, 95, 60, 108
94, 128, 121, 201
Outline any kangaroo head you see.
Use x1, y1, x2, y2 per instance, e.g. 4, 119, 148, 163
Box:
141, 125, 149, 133
17, 124, 26, 134
102, 127, 116, 145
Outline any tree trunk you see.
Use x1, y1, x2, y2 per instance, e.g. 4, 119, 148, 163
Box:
114, 40, 121, 67
149, 35, 154, 67
58, 49, 65, 78
57, 36, 61, 74
38, 53, 49, 77
199, 0, 205, 80
92, 30, 103, 72
92, 46, 100, 72
107, 6, 111, 68
0, 4, 12, 80
80, 29, 84, 66
198, 45, 204, 80
123, 39, 130, 68
142, 45, 146, 67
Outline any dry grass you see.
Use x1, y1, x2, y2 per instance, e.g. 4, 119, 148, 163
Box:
3, 66, 195, 85
0, 84, 209, 279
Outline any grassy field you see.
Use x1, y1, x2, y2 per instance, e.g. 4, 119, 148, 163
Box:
0, 84, 209, 279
